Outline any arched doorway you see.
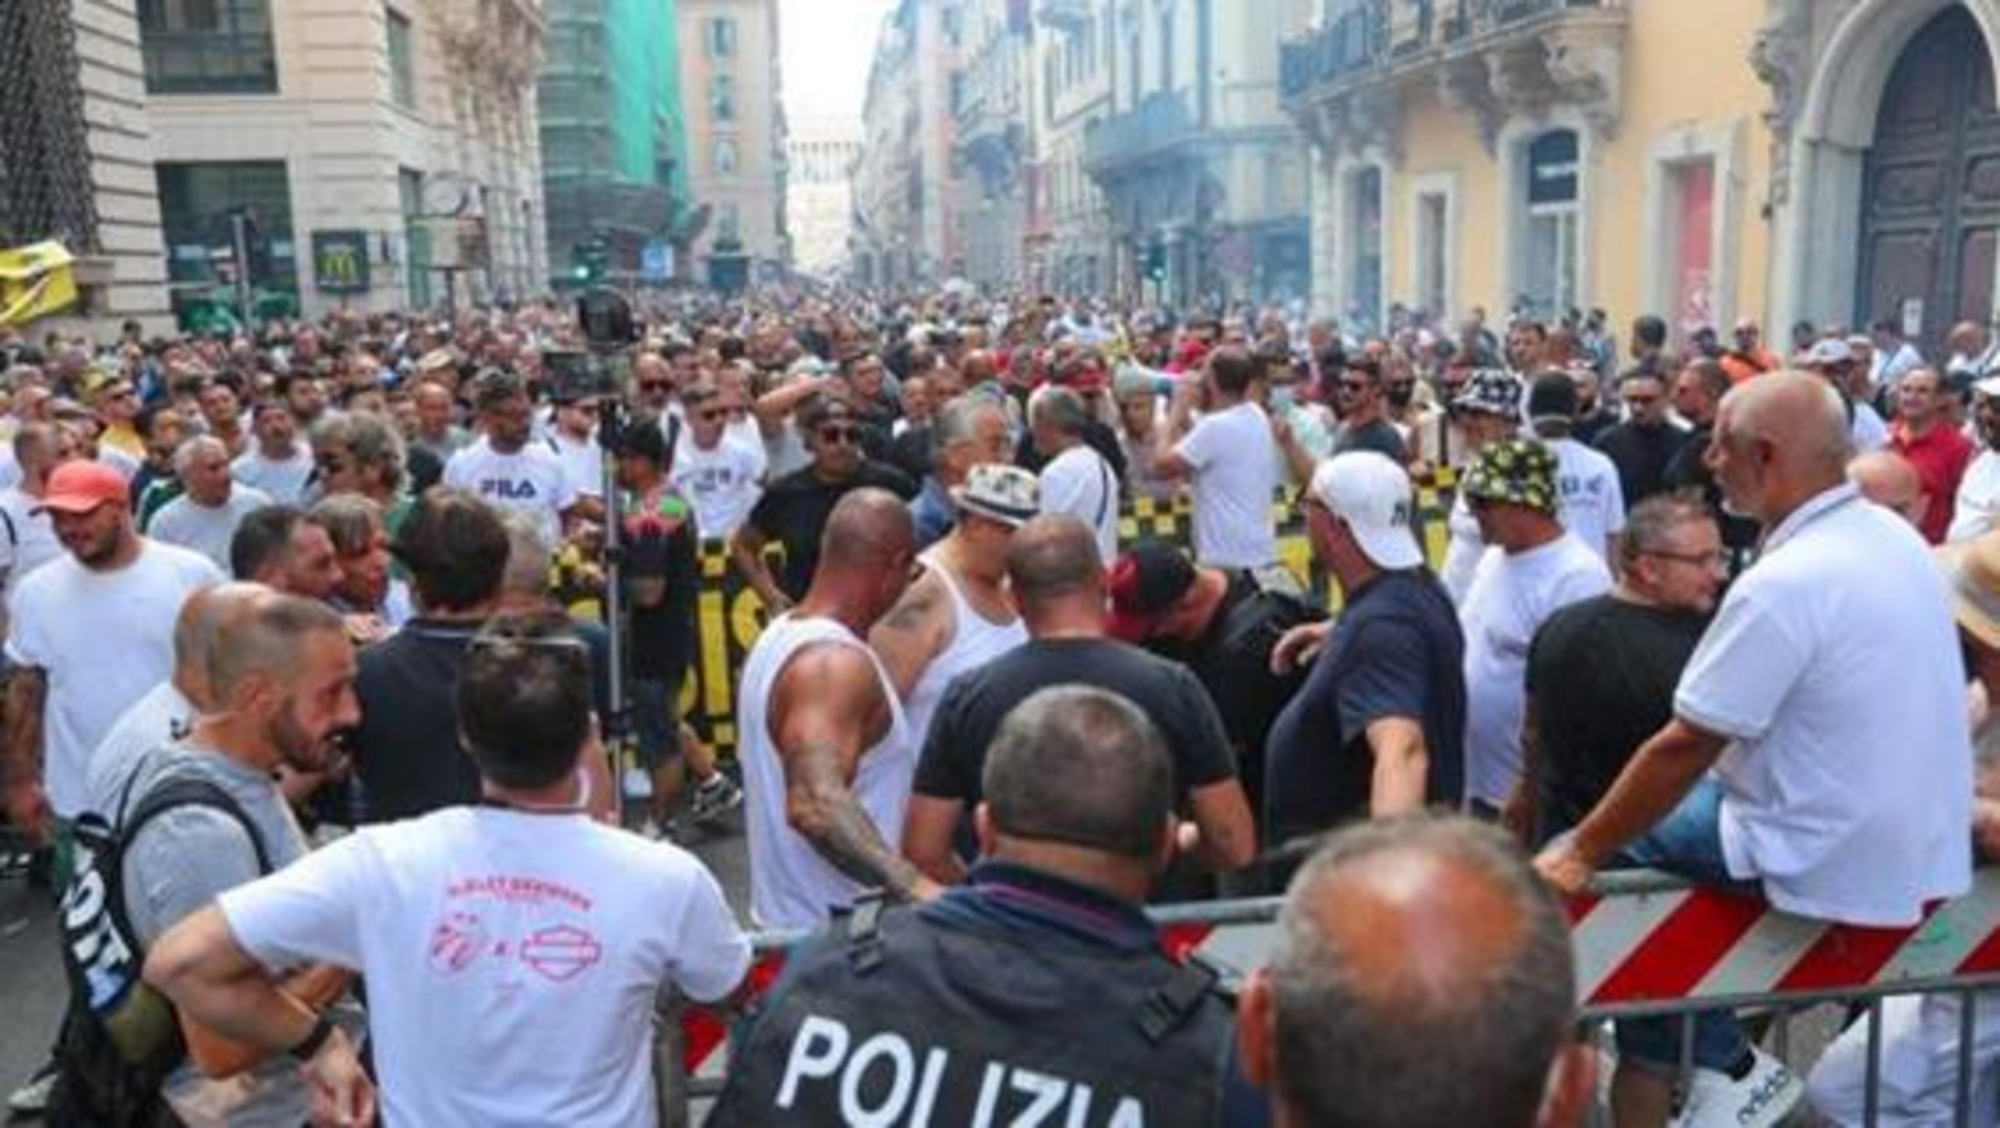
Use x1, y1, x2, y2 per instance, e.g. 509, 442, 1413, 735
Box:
1858, 5, 2000, 354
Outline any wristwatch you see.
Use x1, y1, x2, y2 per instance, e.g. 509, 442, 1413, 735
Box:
288, 1013, 337, 1062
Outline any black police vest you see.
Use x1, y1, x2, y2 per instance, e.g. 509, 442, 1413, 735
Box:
710, 896, 1234, 1128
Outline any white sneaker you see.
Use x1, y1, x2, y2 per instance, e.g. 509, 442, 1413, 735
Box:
1672, 1046, 1803, 1128
7, 1066, 57, 1114
620, 767, 654, 801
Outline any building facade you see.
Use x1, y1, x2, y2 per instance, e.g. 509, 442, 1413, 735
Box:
1033, 0, 1117, 297
137, 0, 547, 321
954, 0, 1034, 288
1083, 0, 1314, 307
540, 0, 691, 287
0, 0, 174, 335
786, 115, 860, 279
679, 0, 788, 287
1283, 0, 2000, 356
851, 0, 968, 288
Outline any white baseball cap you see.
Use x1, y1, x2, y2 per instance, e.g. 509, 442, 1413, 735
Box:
1308, 452, 1424, 570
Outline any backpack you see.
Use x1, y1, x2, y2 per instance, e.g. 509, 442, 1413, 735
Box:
48, 770, 273, 1128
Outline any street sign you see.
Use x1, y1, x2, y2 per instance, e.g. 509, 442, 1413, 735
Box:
312, 230, 371, 294
642, 240, 673, 284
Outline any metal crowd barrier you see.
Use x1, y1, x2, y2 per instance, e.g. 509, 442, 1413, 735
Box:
657, 867, 2000, 1127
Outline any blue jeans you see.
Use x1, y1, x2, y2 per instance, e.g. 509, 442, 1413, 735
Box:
1612, 778, 1755, 1075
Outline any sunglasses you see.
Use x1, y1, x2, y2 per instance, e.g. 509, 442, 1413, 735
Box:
697, 408, 727, 422
639, 380, 672, 392
818, 425, 860, 445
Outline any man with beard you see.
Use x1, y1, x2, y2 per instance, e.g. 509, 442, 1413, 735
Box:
1592, 368, 1689, 506
69, 591, 360, 1126
732, 393, 916, 612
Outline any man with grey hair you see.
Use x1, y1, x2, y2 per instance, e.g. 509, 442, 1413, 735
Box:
712, 685, 1242, 1127
1238, 815, 1594, 1128
1030, 385, 1120, 562
148, 435, 273, 570
909, 393, 1012, 547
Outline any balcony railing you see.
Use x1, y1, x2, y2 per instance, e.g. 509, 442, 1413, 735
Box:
1081, 91, 1196, 176
1280, 0, 1622, 101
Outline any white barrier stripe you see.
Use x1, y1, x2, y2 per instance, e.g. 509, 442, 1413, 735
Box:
1875, 870, 2000, 982
1690, 910, 1830, 998
1190, 921, 1283, 981
1570, 888, 1690, 1002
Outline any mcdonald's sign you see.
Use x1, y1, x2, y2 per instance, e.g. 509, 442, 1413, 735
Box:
311, 230, 371, 295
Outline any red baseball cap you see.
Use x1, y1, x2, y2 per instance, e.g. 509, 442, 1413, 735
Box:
1104, 541, 1197, 642
35, 461, 129, 516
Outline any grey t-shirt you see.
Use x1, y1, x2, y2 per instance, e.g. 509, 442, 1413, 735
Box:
146, 488, 273, 573
105, 744, 310, 1127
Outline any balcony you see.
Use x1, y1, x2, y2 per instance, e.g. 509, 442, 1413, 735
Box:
1082, 92, 1197, 179
1280, 0, 1628, 152
1037, 0, 1093, 33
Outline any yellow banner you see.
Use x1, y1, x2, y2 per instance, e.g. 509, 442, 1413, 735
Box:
0, 241, 80, 327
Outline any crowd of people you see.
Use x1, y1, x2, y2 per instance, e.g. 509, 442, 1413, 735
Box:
0, 289, 1992, 1127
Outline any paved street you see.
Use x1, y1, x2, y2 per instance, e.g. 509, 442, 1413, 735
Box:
0, 815, 749, 1122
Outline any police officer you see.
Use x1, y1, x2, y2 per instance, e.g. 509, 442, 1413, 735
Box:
710, 685, 1242, 1128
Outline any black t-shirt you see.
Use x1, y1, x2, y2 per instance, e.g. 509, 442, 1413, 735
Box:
352, 619, 482, 823
623, 489, 701, 681
1526, 595, 1707, 837
1147, 572, 1325, 811
1331, 417, 1408, 462
746, 460, 917, 600
1593, 421, 1688, 507
350, 617, 613, 824
1263, 569, 1465, 847
1663, 424, 1760, 560
1573, 407, 1618, 446
914, 637, 1240, 809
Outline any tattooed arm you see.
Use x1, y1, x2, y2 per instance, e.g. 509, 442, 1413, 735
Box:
867, 568, 949, 702
0, 667, 49, 843
773, 643, 942, 903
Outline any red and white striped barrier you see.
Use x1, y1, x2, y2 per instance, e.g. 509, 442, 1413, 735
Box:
678, 869, 2000, 1078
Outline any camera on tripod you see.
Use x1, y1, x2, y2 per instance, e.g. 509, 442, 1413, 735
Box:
543, 287, 638, 406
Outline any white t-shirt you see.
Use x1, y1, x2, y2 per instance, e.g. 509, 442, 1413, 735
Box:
1852, 402, 1891, 453
1460, 532, 1612, 805
85, 680, 197, 808
1676, 483, 1972, 925
1951, 448, 2000, 543
1038, 443, 1121, 563
670, 433, 765, 541
546, 431, 605, 500
231, 445, 314, 506
1175, 401, 1280, 568
1440, 495, 1487, 604
1546, 435, 1626, 561
443, 438, 578, 547
737, 614, 913, 929
4, 541, 223, 817
0, 486, 65, 601
148, 487, 274, 572
218, 807, 750, 1128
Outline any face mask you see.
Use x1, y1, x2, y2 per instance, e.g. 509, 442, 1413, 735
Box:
1271, 386, 1297, 410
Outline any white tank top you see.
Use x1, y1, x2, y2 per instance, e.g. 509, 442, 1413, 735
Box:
902, 553, 1030, 748
737, 613, 914, 929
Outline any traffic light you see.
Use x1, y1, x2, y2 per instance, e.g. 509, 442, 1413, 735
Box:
570, 234, 611, 285
1143, 238, 1168, 284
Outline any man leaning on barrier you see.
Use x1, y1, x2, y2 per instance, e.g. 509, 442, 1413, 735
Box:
709, 685, 1253, 1128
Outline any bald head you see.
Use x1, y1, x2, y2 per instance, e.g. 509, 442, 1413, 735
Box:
1849, 450, 1925, 529
173, 582, 264, 707
1252, 817, 1580, 1128
1005, 515, 1104, 607
817, 487, 914, 571
1725, 370, 1852, 472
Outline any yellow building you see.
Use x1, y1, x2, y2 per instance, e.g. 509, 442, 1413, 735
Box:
1284, 0, 2000, 358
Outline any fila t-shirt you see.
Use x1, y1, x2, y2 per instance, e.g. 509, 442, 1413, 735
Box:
443, 438, 578, 546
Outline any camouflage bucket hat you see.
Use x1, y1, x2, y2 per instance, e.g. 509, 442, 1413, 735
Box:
1461, 438, 1559, 515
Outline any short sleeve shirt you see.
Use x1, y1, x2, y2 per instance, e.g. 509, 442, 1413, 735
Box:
745, 461, 917, 600
1174, 403, 1280, 569
1264, 569, 1465, 843
914, 637, 1239, 809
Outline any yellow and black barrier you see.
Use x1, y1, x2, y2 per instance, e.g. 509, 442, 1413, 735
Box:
666, 470, 1458, 757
